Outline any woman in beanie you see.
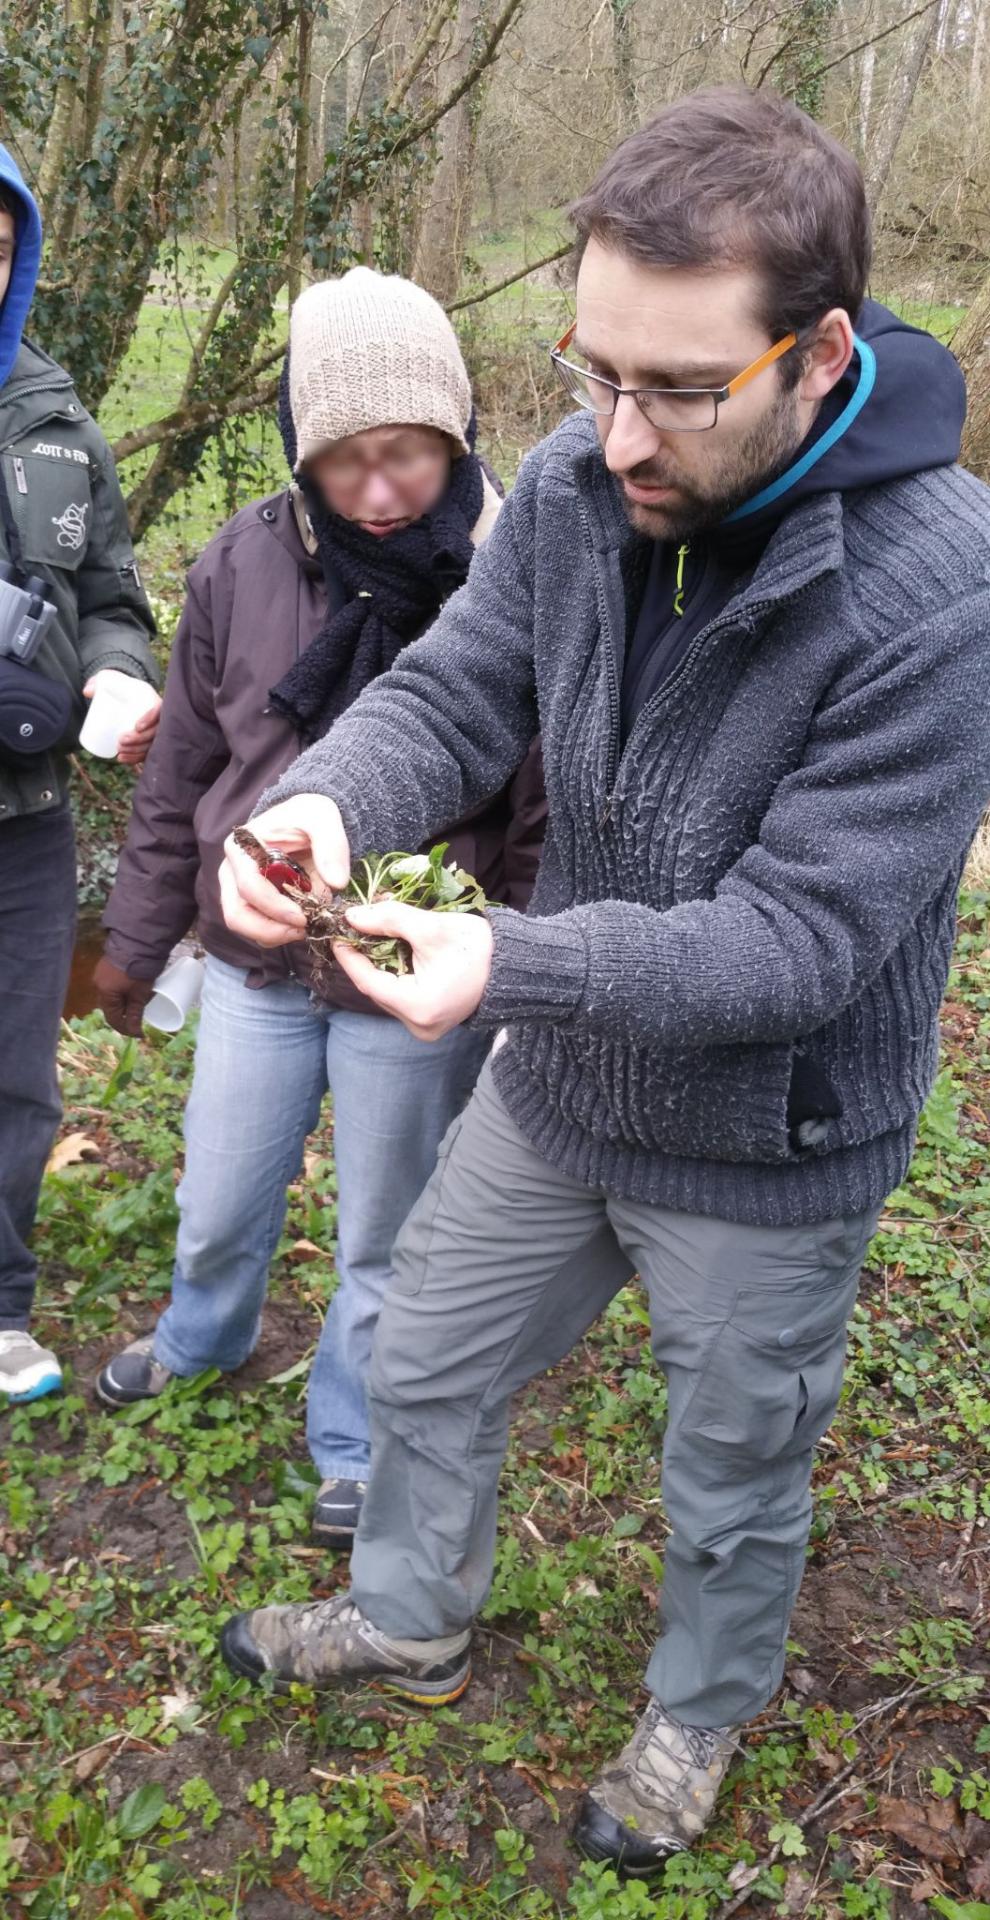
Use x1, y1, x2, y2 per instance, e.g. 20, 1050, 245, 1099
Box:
91, 269, 544, 1548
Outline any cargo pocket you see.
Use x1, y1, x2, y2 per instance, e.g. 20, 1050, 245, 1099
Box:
3, 450, 94, 574
683, 1263, 859, 1470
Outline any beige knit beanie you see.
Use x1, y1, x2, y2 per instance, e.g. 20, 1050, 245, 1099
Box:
288, 267, 473, 468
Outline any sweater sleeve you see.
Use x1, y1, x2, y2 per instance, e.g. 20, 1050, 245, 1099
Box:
477, 591, 990, 1048
256, 451, 541, 850
102, 573, 227, 979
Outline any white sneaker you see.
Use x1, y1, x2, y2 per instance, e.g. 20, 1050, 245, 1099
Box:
0, 1330, 63, 1403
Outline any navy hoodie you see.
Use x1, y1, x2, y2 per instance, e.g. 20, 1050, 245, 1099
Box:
621, 300, 968, 738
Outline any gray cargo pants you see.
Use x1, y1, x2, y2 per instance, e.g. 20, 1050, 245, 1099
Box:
349, 1058, 878, 1727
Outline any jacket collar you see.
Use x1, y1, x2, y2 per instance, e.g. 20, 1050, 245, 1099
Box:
2, 341, 73, 397
287, 470, 503, 559
570, 418, 847, 619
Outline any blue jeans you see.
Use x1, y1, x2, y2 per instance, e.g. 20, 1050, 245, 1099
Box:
0, 805, 77, 1330
152, 956, 488, 1478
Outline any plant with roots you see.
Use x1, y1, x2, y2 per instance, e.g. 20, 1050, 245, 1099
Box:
233, 827, 488, 996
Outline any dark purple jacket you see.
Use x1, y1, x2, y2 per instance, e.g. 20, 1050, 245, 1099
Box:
103, 485, 545, 1009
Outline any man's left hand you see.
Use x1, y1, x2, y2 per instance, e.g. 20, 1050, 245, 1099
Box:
334, 901, 494, 1039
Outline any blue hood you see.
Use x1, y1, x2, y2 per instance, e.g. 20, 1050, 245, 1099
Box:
0, 145, 42, 390
726, 299, 967, 526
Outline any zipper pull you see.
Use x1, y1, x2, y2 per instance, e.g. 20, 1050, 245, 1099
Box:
12, 457, 27, 495
673, 542, 689, 617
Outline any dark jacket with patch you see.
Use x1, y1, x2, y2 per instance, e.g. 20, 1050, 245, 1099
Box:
0, 133, 157, 824
0, 345, 158, 820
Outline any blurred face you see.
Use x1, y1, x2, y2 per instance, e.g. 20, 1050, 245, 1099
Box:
0, 210, 15, 310
307, 424, 452, 536
573, 239, 852, 540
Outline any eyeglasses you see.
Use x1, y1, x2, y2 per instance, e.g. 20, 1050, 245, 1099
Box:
549, 323, 799, 433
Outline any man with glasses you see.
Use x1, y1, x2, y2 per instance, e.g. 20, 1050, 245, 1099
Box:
216, 88, 990, 1874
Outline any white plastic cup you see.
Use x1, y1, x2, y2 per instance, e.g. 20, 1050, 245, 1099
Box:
144, 955, 205, 1034
79, 670, 159, 759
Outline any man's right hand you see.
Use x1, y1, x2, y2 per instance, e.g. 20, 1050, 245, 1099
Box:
218, 796, 351, 948
94, 957, 155, 1036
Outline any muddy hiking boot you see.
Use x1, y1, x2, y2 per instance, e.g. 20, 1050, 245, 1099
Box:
95, 1335, 175, 1408
0, 1330, 62, 1403
575, 1699, 738, 1876
311, 1477, 366, 1550
220, 1591, 471, 1705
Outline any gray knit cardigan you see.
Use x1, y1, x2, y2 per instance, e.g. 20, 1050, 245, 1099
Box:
262, 415, 990, 1225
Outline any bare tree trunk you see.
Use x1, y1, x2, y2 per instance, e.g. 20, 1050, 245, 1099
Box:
412, 0, 484, 303
954, 275, 990, 483
346, 0, 385, 264
858, 41, 875, 149
612, 0, 637, 129
774, 0, 839, 117
968, 0, 988, 163
232, 99, 245, 251
863, 1, 939, 214
36, 0, 88, 214
288, 1, 315, 303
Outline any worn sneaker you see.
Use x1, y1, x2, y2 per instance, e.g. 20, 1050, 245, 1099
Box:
95, 1335, 175, 1408
312, 1477, 366, 1550
220, 1590, 471, 1705
0, 1330, 62, 1403
575, 1700, 738, 1876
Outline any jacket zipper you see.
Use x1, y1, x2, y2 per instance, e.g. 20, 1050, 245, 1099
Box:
578, 468, 830, 830
576, 494, 622, 826
12, 457, 27, 494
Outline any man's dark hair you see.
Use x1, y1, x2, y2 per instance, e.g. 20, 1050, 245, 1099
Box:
0, 184, 21, 224
569, 86, 871, 360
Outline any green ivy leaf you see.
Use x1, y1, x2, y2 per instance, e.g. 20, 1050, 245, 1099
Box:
115, 1783, 167, 1839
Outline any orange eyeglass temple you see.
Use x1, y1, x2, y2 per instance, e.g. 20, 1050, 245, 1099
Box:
551, 324, 799, 396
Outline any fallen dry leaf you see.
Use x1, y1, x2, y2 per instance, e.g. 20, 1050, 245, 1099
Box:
160, 1687, 197, 1725
47, 1131, 100, 1172
286, 1238, 325, 1263
74, 1742, 116, 1782
876, 1794, 965, 1863
967, 1850, 990, 1897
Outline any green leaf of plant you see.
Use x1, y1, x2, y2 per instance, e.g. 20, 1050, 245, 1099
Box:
387, 854, 432, 882
611, 1513, 645, 1538
430, 862, 468, 904
103, 1038, 136, 1106
115, 1782, 167, 1839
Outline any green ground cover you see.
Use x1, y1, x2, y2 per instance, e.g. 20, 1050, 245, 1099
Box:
2, 894, 988, 1917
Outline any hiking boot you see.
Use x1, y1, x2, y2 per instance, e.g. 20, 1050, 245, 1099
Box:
95, 1335, 175, 1408
220, 1590, 471, 1705
574, 1700, 738, 1877
0, 1330, 62, 1403
312, 1477, 366, 1550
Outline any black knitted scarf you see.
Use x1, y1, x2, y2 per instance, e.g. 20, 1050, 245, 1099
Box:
269, 358, 485, 744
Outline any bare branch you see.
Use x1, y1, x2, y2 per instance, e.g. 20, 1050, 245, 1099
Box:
112, 376, 281, 465
389, 0, 527, 159
447, 238, 572, 312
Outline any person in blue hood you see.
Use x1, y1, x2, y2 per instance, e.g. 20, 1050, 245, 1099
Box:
0, 149, 160, 1402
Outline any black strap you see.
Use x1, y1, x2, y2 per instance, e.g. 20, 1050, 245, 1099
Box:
0, 456, 27, 584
